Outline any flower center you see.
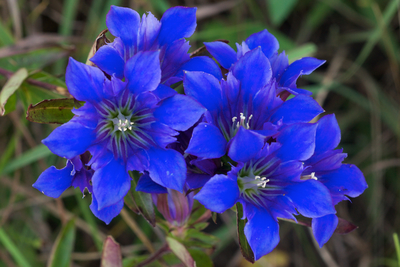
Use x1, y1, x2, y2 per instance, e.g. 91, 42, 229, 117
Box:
232, 113, 253, 130
300, 172, 318, 180
111, 113, 134, 132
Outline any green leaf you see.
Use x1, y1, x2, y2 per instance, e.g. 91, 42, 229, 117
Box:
26, 98, 82, 124
266, 0, 298, 26
3, 92, 17, 115
47, 219, 76, 267
186, 229, 219, 247
0, 68, 28, 115
0, 228, 32, 267
236, 202, 254, 263
393, 233, 400, 266
188, 249, 213, 267
166, 237, 195, 267
1, 144, 52, 175
125, 171, 156, 226
0, 21, 14, 46
101, 236, 122, 267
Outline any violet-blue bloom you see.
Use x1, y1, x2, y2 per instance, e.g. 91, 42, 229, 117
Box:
90, 5, 222, 95
204, 29, 325, 99
35, 51, 205, 224
195, 123, 336, 260
301, 114, 368, 247
183, 47, 324, 162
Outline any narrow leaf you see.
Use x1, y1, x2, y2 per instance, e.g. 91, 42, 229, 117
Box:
166, 237, 195, 267
101, 236, 122, 267
0, 228, 32, 267
0, 68, 28, 115
47, 219, 76, 267
236, 203, 255, 263
26, 98, 83, 124
125, 171, 156, 226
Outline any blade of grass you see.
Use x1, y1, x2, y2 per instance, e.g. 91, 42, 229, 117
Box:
0, 20, 15, 46
0, 144, 52, 175
393, 233, 400, 266
0, 228, 32, 267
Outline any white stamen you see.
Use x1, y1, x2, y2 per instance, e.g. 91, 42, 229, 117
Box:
310, 172, 318, 180
232, 117, 237, 123
255, 176, 269, 188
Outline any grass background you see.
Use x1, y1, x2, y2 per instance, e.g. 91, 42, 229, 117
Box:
0, 0, 399, 266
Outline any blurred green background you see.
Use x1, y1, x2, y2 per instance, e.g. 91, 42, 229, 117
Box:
0, 0, 399, 266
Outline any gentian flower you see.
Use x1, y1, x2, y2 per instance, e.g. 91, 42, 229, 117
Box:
90, 5, 222, 98
204, 29, 325, 99
34, 51, 205, 223
183, 47, 323, 165
301, 114, 368, 247
194, 123, 336, 260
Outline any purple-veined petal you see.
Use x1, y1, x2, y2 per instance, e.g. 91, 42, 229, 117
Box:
244, 204, 280, 261
245, 29, 279, 59
280, 57, 325, 88
285, 180, 335, 218
184, 71, 222, 114
136, 172, 168, 194
319, 164, 368, 198
158, 6, 197, 46
228, 127, 265, 163
176, 56, 222, 80
42, 118, 96, 159
204, 41, 237, 69
315, 114, 341, 154
106, 5, 140, 46
66, 58, 106, 103
161, 39, 190, 84
194, 174, 239, 213
127, 149, 149, 172
72, 103, 99, 129
147, 147, 186, 192
125, 51, 161, 95
153, 94, 205, 131
186, 123, 227, 159
138, 12, 161, 51
90, 45, 125, 79
270, 94, 324, 124
276, 123, 317, 161
33, 162, 74, 198
232, 47, 272, 101
92, 158, 131, 210
90, 194, 124, 225
312, 214, 338, 247
270, 51, 288, 81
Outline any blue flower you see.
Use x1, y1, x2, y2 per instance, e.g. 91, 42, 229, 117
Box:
301, 114, 368, 247
90, 5, 222, 98
194, 123, 336, 260
204, 29, 325, 99
34, 51, 205, 223
183, 47, 323, 163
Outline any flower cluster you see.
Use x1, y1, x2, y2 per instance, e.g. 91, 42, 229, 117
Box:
32, 5, 367, 261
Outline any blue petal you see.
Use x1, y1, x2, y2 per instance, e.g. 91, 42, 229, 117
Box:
33, 162, 74, 198
176, 56, 222, 80
136, 172, 168, 194
88, 144, 114, 170
138, 12, 161, 51
270, 51, 288, 80
228, 127, 265, 163
106, 5, 140, 46
204, 41, 237, 69
276, 123, 317, 161
315, 114, 341, 154
125, 51, 161, 95
320, 164, 368, 198
312, 214, 338, 247
153, 94, 205, 131
152, 84, 177, 100
280, 57, 326, 87
90, 45, 125, 79
65, 58, 106, 103
270, 94, 324, 124
147, 148, 186, 192
285, 180, 335, 218
194, 174, 239, 213
158, 7, 197, 46
161, 39, 190, 84
232, 47, 272, 101
42, 118, 96, 159
186, 173, 212, 189
184, 71, 222, 114
92, 158, 131, 209
72, 169, 93, 194
245, 29, 279, 58
90, 194, 123, 225
185, 123, 227, 159
244, 205, 280, 261
127, 149, 149, 172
